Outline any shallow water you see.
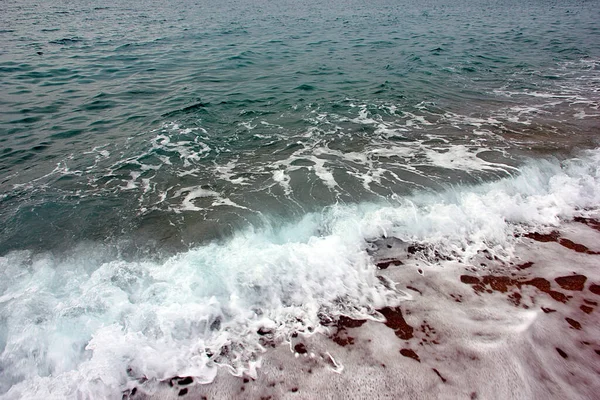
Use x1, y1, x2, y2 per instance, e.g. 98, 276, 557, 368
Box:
0, 0, 599, 398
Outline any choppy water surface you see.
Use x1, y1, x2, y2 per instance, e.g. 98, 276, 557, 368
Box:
0, 0, 599, 398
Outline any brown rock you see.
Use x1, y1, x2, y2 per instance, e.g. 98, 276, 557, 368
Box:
330, 315, 367, 347
337, 316, 366, 329
525, 231, 560, 242
482, 276, 513, 293
517, 262, 534, 270
400, 348, 420, 362
460, 275, 481, 285
331, 328, 355, 347
555, 275, 587, 291
294, 343, 307, 354
432, 368, 447, 383
461, 273, 569, 303
556, 348, 568, 359
523, 277, 551, 292
379, 307, 414, 340
508, 292, 522, 306
376, 259, 403, 269
408, 244, 427, 254
547, 291, 569, 303
573, 217, 600, 232
580, 305, 593, 314
177, 377, 193, 385
559, 238, 599, 254
565, 317, 582, 330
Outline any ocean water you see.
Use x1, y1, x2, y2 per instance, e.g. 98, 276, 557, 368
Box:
1, 0, 600, 398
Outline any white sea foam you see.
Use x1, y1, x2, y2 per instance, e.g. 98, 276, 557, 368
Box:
192, 231, 600, 400
1, 148, 600, 398
0, 225, 404, 398
5, 101, 530, 221
272, 169, 292, 195
421, 145, 516, 172
120, 171, 142, 190
172, 186, 219, 211
215, 160, 248, 186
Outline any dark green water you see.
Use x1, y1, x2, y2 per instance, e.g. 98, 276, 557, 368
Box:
1, 0, 600, 397
1, 0, 599, 254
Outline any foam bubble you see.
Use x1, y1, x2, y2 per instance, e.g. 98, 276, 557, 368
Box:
0, 217, 406, 398
422, 145, 517, 173
173, 186, 219, 211
2, 149, 600, 397
272, 169, 292, 195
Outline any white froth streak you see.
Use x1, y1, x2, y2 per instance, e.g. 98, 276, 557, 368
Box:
310, 156, 338, 190
272, 169, 292, 195
1, 148, 600, 398
171, 186, 248, 212
172, 186, 219, 211
362, 149, 600, 263
215, 160, 248, 186
421, 145, 517, 173
0, 227, 403, 398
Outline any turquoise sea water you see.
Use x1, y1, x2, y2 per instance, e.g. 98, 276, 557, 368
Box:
2, 0, 599, 253
1, 0, 600, 397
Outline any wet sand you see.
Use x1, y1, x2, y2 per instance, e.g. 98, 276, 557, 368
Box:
129, 217, 600, 399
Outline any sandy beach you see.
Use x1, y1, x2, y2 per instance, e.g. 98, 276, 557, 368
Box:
125, 216, 600, 399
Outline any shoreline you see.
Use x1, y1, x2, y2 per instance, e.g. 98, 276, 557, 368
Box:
126, 217, 600, 399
